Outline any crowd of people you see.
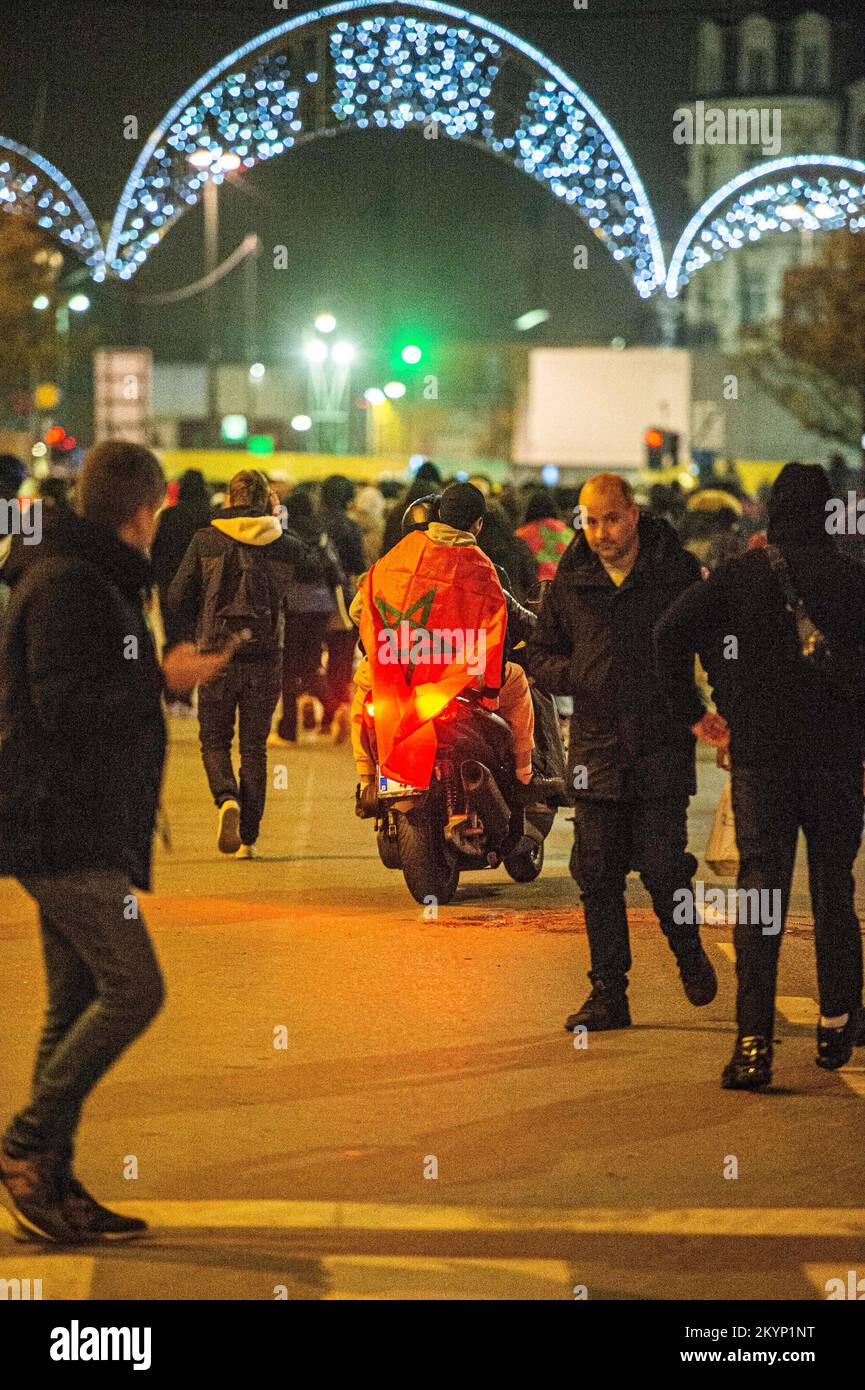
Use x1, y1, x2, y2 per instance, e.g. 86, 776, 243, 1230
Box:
0, 438, 864, 1245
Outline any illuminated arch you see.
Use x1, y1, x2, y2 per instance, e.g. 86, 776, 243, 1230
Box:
665, 154, 865, 298
0, 136, 106, 280
106, 0, 665, 296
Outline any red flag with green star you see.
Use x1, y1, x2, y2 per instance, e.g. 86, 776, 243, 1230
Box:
359, 529, 507, 787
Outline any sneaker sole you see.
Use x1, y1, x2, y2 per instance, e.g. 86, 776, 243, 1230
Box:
0, 1189, 69, 1244
218, 803, 241, 854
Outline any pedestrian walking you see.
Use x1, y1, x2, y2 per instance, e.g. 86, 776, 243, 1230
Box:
527, 472, 718, 1031
151, 468, 212, 714
655, 462, 865, 1089
167, 468, 306, 858
318, 475, 365, 742
271, 487, 344, 744
0, 441, 228, 1243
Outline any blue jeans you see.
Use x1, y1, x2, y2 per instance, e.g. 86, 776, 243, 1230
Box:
3, 871, 164, 1159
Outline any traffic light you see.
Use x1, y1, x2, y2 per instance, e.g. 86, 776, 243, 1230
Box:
644, 427, 679, 470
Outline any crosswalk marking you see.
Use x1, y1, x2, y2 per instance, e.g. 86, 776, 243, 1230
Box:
22, 1200, 856, 1238
0, 1253, 95, 1299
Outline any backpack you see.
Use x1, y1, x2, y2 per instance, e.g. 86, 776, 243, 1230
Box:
213, 544, 280, 659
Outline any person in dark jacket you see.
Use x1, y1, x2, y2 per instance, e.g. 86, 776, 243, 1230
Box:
655, 462, 865, 1090
477, 502, 537, 604
380, 464, 443, 558
272, 487, 341, 743
151, 469, 212, 713
151, 470, 212, 638
168, 468, 306, 856
527, 472, 719, 1031
0, 441, 228, 1245
318, 475, 365, 740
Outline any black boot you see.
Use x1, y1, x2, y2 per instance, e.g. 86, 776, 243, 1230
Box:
60, 1176, 148, 1241
815, 1010, 862, 1071
721, 1035, 773, 1091
564, 984, 631, 1033
677, 945, 718, 1007
0, 1149, 77, 1243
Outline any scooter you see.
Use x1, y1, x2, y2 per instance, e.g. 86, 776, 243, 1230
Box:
360, 688, 558, 905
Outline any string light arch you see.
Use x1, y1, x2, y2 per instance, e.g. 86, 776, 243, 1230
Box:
665, 154, 865, 298
0, 135, 106, 280
105, 0, 666, 297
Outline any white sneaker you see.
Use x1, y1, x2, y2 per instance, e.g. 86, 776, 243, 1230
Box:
235, 844, 257, 860
217, 800, 241, 854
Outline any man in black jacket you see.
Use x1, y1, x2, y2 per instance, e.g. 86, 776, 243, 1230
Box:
527, 473, 719, 1031
0, 441, 228, 1244
168, 468, 305, 857
655, 462, 865, 1089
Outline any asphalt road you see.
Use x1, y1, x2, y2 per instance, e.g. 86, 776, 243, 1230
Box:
1, 720, 864, 1301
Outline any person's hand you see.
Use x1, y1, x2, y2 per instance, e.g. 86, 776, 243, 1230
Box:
162, 641, 234, 695
692, 711, 730, 748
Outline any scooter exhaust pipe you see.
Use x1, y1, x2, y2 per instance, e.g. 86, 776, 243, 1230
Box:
460, 760, 511, 843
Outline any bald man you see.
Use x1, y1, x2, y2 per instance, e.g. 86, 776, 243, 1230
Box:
527, 473, 719, 1032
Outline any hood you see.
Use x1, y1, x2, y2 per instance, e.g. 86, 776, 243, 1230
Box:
211, 508, 283, 546
558, 510, 685, 585
766, 462, 833, 547
427, 521, 478, 548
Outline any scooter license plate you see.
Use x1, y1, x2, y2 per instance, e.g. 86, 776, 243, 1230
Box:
378, 770, 424, 795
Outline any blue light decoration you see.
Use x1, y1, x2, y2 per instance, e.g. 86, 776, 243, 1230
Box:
666, 155, 865, 298
105, 1, 666, 295
0, 136, 106, 279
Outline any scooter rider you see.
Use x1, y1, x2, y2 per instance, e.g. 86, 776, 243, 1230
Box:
350, 483, 553, 816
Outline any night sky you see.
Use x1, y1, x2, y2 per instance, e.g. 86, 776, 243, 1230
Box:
2, 0, 863, 365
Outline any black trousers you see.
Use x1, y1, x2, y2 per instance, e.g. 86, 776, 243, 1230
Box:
198, 658, 281, 846
278, 611, 329, 740
570, 792, 700, 992
731, 759, 864, 1038
321, 628, 357, 728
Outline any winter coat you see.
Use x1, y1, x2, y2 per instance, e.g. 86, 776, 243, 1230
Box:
151, 499, 212, 593
0, 513, 166, 889
655, 539, 865, 768
166, 508, 306, 660
526, 511, 701, 800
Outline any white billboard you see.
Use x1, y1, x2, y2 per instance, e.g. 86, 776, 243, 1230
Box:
94, 348, 153, 445
514, 347, 692, 470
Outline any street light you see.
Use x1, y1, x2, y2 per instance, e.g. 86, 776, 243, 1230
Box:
249, 362, 266, 380
384, 381, 406, 399
188, 148, 217, 169
305, 339, 328, 364
331, 340, 356, 367
68, 294, 90, 313
364, 388, 386, 405
315, 313, 337, 334
400, 344, 422, 365
32, 294, 50, 312
291, 414, 312, 431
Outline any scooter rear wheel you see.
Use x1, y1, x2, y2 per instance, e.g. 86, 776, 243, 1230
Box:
395, 808, 460, 906
504, 837, 544, 883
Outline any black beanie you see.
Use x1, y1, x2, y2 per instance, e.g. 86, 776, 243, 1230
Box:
766, 462, 833, 546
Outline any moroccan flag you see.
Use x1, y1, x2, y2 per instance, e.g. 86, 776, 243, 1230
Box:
359, 530, 507, 787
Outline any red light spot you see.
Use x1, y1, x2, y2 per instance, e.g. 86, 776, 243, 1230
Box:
644, 429, 664, 449
44, 425, 66, 445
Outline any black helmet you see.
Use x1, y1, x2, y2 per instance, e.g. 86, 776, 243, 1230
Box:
401, 493, 440, 536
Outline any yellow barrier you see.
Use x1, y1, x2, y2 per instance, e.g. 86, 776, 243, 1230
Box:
156, 450, 414, 485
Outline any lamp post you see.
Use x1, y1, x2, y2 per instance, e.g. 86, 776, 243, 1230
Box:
303, 319, 356, 454
187, 148, 241, 445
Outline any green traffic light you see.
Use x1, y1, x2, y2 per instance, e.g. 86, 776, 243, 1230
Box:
400, 344, 422, 365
